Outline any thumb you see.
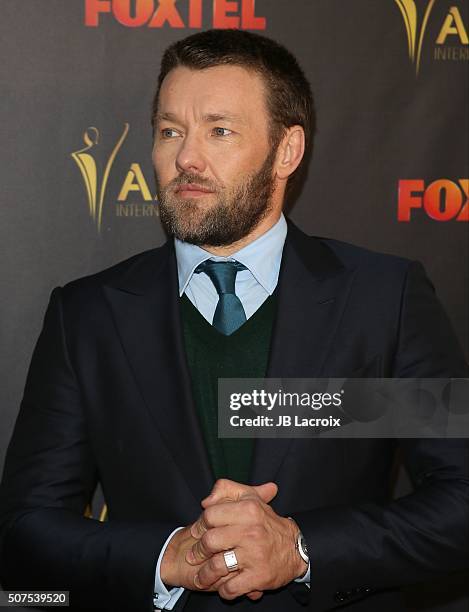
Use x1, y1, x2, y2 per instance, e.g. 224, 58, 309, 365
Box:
251, 481, 278, 503
202, 479, 278, 508
201, 478, 247, 507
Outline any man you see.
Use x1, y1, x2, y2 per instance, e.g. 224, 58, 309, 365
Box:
0, 29, 468, 612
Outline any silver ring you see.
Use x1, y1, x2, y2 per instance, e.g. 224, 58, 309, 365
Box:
223, 549, 239, 572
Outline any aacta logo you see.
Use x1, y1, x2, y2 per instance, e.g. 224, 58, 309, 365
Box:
398, 179, 468, 221
395, 1, 468, 74
71, 124, 158, 232
85, 0, 266, 30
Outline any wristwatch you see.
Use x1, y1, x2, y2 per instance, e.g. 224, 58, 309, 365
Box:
288, 517, 309, 569
296, 530, 309, 566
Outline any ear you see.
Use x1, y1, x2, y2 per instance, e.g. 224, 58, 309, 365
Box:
275, 126, 305, 181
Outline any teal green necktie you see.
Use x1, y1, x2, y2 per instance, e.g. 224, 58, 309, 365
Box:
195, 260, 247, 335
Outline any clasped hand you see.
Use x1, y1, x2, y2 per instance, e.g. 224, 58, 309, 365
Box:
161, 479, 306, 601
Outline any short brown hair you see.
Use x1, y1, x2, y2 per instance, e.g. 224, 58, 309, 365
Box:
152, 29, 315, 184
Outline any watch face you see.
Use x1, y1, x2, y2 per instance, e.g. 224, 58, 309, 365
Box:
298, 534, 309, 564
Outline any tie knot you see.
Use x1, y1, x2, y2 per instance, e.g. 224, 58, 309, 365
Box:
195, 260, 247, 295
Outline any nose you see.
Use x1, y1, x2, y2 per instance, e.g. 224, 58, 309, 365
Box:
175, 133, 207, 175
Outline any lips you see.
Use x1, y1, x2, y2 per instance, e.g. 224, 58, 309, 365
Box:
176, 183, 214, 194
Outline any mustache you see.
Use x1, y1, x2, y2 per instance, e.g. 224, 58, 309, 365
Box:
168, 173, 221, 192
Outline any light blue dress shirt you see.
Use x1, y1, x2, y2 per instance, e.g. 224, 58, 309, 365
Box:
153, 214, 310, 610
175, 212, 287, 320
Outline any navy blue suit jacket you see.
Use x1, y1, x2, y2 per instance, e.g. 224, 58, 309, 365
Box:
1, 222, 468, 611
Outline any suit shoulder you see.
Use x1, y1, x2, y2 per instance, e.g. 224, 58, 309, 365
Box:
287, 220, 415, 279
59, 243, 169, 301
317, 236, 414, 276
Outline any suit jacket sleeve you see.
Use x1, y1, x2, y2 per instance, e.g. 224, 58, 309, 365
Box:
0, 288, 179, 611
290, 261, 469, 609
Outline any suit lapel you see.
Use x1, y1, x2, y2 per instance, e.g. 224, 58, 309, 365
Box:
101, 222, 356, 496
103, 243, 213, 505
250, 221, 356, 485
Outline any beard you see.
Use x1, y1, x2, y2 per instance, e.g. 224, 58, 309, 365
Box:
156, 148, 277, 247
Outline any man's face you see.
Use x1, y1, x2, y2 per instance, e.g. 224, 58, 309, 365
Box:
153, 65, 278, 246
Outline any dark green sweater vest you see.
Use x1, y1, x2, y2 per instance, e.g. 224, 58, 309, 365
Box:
180, 293, 277, 483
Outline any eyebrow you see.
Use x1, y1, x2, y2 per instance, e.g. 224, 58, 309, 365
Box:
155, 111, 246, 125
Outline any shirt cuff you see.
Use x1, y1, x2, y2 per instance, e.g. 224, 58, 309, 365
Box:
294, 560, 311, 588
153, 527, 186, 610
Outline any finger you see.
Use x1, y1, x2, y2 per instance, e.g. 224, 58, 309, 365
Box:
194, 497, 266, 535
197, 574, 264, 600
201, 479, 251, 507
218, 573, 260, 601
186, 525, 241, 564
248, 482, 277, 504
194, 551, 235, 588
246, 591, 264, 600
190, 499, 247, 539
196, 572, 235, 593
190, 513, 210, 540
202, 479, 278, 508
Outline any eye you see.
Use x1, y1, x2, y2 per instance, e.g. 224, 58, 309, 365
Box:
161, 128, 179, 139
212, 127, 232, 137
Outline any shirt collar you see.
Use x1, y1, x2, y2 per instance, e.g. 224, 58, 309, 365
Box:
174, 213, 288, 296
